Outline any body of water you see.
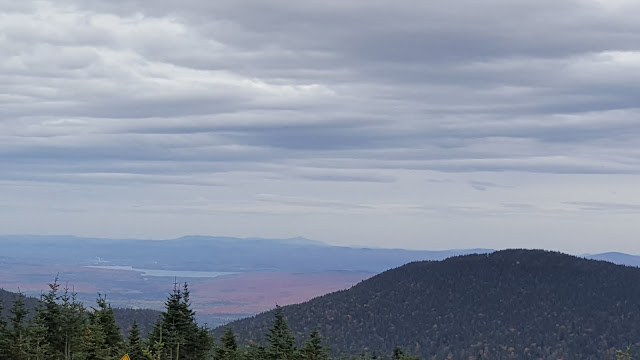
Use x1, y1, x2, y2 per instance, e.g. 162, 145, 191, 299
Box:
84, 265, 236, 278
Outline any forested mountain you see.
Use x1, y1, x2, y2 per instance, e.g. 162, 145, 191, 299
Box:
0, 289, 39, 319
219, 249, 640, 360
0, 288, 160, 338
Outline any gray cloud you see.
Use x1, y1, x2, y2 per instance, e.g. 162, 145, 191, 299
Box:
565, 201, 640, 213
1, 0, 640, 252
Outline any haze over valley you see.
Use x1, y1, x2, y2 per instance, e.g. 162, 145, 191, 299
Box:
0, 234, 493, 326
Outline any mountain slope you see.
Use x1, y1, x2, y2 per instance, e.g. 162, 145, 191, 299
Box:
219, 249, 640, 360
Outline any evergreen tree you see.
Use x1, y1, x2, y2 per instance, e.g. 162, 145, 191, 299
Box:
26, 314, 50, 360
9, 292, 30, 359
127, 320, 146, 360
195, 325, 214, 360
392, 346, 404, 360
391, 346, 419, 360
215, 327, 239, 360
152, 281, 212, 360
266, 305, 297, 360
145, 321, 165, 360
0, 299, 11, 360
179, 283, 209, 360
60, 284, 87, 360
39, 277, 64, 358
77, 321, 110, 360
90, 294, 124, 357
300, 329, 329, 360
242, 343, 267, 360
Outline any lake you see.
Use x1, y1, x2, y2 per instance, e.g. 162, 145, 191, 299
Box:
84, 265, 236, 278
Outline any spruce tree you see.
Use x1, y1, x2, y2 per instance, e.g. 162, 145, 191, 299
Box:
391, 346, 419, 360
144, 321, 165, 360
156, 281, 211, 360
60, 285, 86, 360
162, 282, 186, 359
266, 305, 297, 360
127, 320, 146, 360
243, 343, 267, 360
77, 321, 110, 360
0, 300, 11, 360
9, 292, 30, 359
91, 294, 124, 357
215, 327, 239, 360
392, 346, 404, 360
26, 314, 50, 360
40, 277, 64, 358
300, 329, 329, 360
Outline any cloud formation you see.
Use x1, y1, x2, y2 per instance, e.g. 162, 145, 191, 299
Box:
1, 0, 639, 253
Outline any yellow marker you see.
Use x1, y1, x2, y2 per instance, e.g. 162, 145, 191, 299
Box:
120, 355, 130, 360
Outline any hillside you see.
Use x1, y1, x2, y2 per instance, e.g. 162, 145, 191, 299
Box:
219, 249, 640, 360
0, 288, 160, 338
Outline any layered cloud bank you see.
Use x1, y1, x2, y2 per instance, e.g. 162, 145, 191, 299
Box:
1, 0, 639, 252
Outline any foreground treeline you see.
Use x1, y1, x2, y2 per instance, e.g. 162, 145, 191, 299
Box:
0, 279, 418, 360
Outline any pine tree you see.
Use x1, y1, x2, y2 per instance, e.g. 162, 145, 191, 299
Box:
266, 305, 298, 360
127, 320, 146, 360
300, 329, 329, 360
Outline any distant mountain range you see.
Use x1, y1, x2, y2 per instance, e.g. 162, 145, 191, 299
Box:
583, 252, 640, 267
219, 249, 640, 360
0, 234, 492, 273
2, 234, 639, 328
0, 234, 492, 325
3, 234, 637, 271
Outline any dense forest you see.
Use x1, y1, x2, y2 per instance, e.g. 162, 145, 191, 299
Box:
0, 288, 160, 339
0, 280, 417, 359
221, 250, 640, 360
2, 249, 640, 359
0, 279, 214, 360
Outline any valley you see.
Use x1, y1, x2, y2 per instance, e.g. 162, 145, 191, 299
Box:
0, 235, 490, 326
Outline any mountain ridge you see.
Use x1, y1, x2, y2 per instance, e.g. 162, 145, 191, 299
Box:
218, 249, 640, 360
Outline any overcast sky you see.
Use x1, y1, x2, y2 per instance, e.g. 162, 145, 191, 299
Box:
2, 0, 640, 253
